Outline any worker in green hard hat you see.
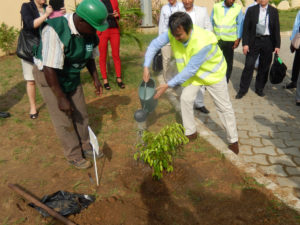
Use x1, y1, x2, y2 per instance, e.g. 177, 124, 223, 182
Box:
33, 0, 108, 169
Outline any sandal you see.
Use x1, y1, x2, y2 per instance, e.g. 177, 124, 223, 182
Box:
104, 83, 111, 90
116, 78, 125, 89
30, 111, 39, 119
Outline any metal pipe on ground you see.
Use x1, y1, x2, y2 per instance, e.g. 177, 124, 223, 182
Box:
8, 183, 77, 225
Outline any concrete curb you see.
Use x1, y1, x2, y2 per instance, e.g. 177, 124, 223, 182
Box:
157, 74, 300, 213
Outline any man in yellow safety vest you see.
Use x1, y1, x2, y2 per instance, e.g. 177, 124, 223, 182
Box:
143, 12, 239, 154
211, 0, 243, 82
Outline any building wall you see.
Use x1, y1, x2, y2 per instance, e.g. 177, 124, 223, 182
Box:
0, 0, 80, 29
0, 0, 81, 56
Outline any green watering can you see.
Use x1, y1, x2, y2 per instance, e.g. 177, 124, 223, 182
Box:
138, 78, 158, 113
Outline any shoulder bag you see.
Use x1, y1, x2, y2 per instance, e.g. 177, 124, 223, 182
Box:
269, 53, 287, 84
152, 49, 163, 72
16, 28, 39, 63
17, 2, 41, 63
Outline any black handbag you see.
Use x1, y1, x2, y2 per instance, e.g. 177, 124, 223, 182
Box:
16, 28, 39, 63
269, 54, 287, 84
152, 49, 163, 72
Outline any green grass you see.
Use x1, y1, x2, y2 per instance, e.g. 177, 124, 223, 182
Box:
120, 33, 157, 49
0, 159, 7, 165
232, 175, 265, 190
279, 8, 300, 32
12, 147, 22, 160
72, 180, 88, 191
2, 217, 9, 225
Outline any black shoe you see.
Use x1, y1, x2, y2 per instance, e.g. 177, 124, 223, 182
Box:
255, 90, 265, 97
116, 78, 125, 89
0, 112, 10, 118
30, 111, 39, 119
296, 102, 300, 106
104, 83, 111, 90
285, 82, 297, 89
195, 106, 210, 114
235, 92, 245, 99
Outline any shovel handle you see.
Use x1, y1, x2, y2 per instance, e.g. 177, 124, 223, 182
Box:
8, 184, 77, 225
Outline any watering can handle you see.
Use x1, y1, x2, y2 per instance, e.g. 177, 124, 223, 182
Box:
142, 82, 147, 110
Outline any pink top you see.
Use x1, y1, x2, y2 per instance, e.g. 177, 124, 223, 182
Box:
48, 11, 64, 19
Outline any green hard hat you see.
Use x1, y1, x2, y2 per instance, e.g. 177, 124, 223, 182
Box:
76, 0, 108, 31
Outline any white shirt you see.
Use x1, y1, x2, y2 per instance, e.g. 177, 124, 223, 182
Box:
158, 2, 184, 35
184, 6, 212, 31
258, 4, 270, 35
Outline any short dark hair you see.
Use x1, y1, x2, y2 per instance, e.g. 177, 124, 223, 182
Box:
49, 0, 64, 11
168, 12, 193, 36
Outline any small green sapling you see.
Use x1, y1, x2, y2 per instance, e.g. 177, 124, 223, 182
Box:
134, 123, 189, 179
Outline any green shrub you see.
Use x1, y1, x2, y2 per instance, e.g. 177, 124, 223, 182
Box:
119, 0, 143, 49
119, 0, 143, 31
270, 0, 287, 7
0, 23, 19, 55
134, 123, 189, 180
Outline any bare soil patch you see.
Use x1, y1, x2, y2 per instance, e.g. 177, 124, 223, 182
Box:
1, 55, 300, 225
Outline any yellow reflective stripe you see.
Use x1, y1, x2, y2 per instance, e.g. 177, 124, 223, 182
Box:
175, 58, 184, 63
215, 31, 236, 36
204, 45, 218, 62
215, 24, 237, 29
200, 56, 225, 79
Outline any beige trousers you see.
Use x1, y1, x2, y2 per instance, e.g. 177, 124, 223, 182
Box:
166, 59, 205, 107
161, 44, 172, 82
181, 76, 238, 144
33, 67, 92, 161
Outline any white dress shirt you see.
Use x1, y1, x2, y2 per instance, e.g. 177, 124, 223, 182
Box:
158, 2, 184, 35
258, 4, 270, 35
184, 6, 212, 31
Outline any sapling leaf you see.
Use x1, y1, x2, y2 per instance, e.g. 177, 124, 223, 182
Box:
134, 123, 188, 179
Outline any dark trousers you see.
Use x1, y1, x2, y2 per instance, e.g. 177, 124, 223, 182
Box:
239, 36, 273, 94
218, 40, 234, 82
291, 48, 300, 83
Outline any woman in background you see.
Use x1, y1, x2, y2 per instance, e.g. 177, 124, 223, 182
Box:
20, 0, 64, 119
97, 0, 124, 90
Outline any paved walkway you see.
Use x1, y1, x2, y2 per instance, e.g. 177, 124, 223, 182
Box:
160, 36, 300, 210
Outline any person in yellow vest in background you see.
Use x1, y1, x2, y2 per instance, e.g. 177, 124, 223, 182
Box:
143, 12, 239, 154
211, 0, 243, 82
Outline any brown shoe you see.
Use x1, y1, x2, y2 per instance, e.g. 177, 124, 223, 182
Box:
186, 132, 197, 141
68, 158, 92, 169
228, 142, 239, 155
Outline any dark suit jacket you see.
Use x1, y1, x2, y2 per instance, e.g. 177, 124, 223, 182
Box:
20, 0, 47, 38
242, 4, 280, 50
